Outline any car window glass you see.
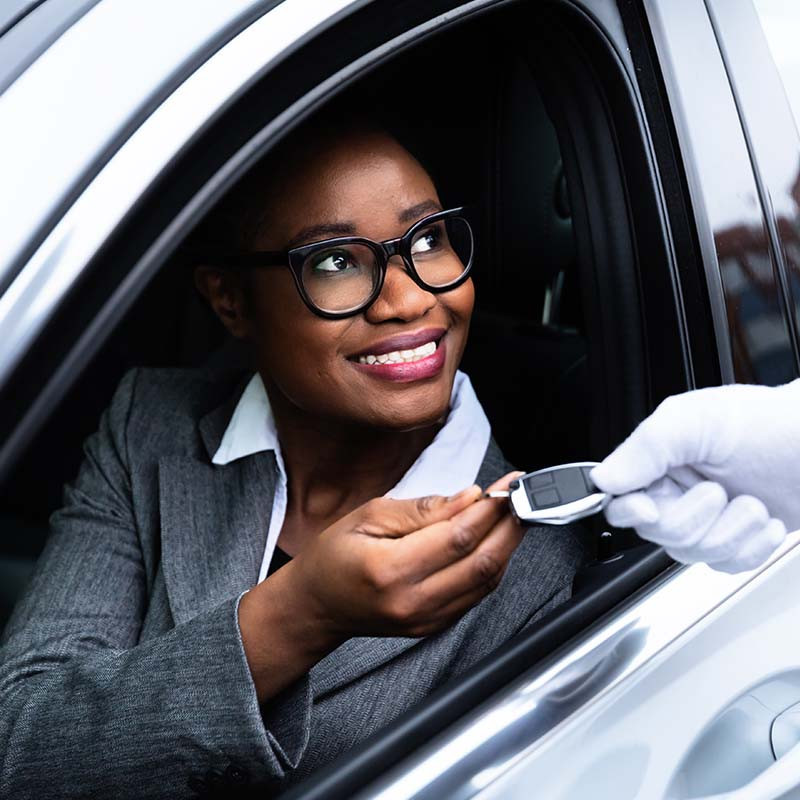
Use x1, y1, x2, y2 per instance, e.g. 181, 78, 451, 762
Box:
753, 0, 800, 136
707, 0, 800, 380
750, 0, 800, 372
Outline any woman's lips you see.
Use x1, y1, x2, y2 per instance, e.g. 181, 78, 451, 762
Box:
348, 327, 446, 358
349, 335, 447, 383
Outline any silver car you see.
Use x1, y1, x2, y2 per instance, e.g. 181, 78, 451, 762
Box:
2, 0, 800, 798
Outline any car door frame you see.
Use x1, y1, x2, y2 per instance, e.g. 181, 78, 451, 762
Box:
0, 0, 778, 797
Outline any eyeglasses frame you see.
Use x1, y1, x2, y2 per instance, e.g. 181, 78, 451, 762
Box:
212, 206, 474, 319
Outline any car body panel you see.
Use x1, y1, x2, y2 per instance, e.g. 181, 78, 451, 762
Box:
0, 0, 276, 289
0, 0, 102, 95
472, 533, 800, 799
353, 533, 800, 799
1, 0, 798, 797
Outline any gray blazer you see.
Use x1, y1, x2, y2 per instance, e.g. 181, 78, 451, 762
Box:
0, 364, 584, 799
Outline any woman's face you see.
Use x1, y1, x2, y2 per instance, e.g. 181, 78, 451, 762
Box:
216, 129, 474, 432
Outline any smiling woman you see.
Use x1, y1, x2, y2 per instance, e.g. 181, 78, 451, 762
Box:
195, 124, 475, 432
0, 107, 584, 798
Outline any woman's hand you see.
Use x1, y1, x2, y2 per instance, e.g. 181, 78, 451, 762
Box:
238, 471, 523, 702
291, 470, 524, 639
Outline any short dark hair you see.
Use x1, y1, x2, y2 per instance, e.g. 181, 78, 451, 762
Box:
184, 103, 438, 259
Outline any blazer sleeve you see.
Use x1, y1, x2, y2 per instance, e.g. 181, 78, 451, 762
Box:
0, 369, 310, 799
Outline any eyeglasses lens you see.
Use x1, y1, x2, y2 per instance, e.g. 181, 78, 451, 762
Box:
410, 216, 473, 288
299, 215, 473, 314
301, 244, 381, 314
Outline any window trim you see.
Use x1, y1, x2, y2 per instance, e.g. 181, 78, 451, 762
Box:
643, 0, 800, 386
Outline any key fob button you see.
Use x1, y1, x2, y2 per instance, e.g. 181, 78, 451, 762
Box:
525, 472, 556, 490
532, 488, 561, 508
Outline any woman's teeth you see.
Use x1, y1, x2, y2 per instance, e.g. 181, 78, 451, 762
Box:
357, 340, 437, 365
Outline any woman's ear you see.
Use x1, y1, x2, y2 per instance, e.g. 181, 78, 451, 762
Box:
193, 265, 251, 339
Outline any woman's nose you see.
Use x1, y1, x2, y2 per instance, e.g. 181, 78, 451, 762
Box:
364, 257, 436, 323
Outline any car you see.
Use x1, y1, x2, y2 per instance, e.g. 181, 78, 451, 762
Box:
2, 0, 800, 797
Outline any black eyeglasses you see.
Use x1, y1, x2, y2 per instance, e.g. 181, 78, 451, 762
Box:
213, 206, 474, 319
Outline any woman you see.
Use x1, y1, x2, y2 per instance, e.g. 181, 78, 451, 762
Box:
0, 120, 583, 798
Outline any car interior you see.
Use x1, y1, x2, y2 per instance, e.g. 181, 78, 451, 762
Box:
0, 0, 695, 792
0, 28, 594, 603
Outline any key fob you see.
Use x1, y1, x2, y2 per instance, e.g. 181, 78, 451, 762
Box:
504, 462, 609, 525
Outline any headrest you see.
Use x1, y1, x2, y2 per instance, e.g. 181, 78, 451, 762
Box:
490, 57, 575, 313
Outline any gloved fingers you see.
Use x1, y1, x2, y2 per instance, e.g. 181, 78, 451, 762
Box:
603, 475, 685, 529
636, 481, 729, 549
604, 492, 659, 529
667, 464, 706, 492
590, 395, 715, 496
707, 517, 787, 574
664, 494, 768, 564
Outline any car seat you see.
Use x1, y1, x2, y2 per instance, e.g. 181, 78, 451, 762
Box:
461, 55, 590, 472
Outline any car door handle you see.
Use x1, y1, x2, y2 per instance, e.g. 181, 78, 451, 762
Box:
691, 739, 800, 800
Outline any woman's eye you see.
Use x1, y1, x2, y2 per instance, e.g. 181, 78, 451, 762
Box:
312, 251, 355, 273
411, 227, 442, 255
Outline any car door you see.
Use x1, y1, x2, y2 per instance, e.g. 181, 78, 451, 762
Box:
2, 0, 797, 798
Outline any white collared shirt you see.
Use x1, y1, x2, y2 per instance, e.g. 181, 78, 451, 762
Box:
212, 370, 491, 583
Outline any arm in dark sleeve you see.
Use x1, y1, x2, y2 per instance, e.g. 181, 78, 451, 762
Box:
0, 369, 311, 799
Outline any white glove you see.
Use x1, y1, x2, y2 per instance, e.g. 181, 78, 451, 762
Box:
590, 380, 800, 573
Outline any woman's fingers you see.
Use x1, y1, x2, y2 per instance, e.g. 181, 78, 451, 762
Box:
396, 471, 523, 579
303, 471, 524, 639
411, 512, 523, 616
484, 471, 527, 494
351, 484, 483, 539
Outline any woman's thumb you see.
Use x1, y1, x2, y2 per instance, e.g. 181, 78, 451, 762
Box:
407, 485, 483, 525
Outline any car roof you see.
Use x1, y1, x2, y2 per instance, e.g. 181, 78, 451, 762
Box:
0, 0, 271, 289
0, 0, 101, 95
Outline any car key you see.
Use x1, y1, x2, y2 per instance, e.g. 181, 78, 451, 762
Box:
485, 462, 609, 525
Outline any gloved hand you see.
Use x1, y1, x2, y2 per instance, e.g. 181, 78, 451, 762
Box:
590, 379, 800, 573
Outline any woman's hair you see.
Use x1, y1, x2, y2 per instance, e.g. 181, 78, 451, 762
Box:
187, 104, 436, 258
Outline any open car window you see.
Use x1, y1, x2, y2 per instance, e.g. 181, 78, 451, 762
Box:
0, 0, 727, 796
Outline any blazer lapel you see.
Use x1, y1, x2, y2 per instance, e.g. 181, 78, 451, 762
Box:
159, 378, 279, 625
157, 378, 507, 690
159, 451, 277, 625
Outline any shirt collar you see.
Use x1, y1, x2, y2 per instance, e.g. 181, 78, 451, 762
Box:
211, 370, 492, 497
